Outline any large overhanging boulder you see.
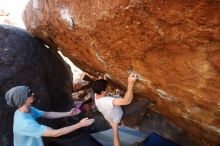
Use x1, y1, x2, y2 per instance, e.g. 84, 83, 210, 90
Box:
23, 0, 220, 146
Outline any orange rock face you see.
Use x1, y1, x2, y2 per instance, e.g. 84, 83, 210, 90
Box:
23, 0, 220, 145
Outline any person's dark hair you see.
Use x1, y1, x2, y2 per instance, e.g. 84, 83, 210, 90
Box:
92, 79, 108, 94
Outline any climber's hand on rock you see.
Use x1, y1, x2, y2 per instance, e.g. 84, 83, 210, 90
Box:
128, 73, 137, 84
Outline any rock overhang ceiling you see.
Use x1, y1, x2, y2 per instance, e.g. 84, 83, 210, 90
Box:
23, 0, 220, 145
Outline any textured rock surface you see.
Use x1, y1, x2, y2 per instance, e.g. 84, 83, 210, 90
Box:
23, 0, 220, 145
0, 25, 73, 146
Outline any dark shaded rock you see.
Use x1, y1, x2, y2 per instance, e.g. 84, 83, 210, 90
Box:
140, 111, 201, 146
47, 132, 101, 146
0, 25, 73, 146
121, 99, 199, 146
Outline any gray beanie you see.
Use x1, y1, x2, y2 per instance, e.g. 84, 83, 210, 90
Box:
5, 86, 29, 107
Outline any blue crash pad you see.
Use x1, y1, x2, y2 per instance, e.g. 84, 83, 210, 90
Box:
91, 126, 149, 146
144, 132, 181, 146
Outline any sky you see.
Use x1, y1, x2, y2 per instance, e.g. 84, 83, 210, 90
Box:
0, 0, 29, 29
